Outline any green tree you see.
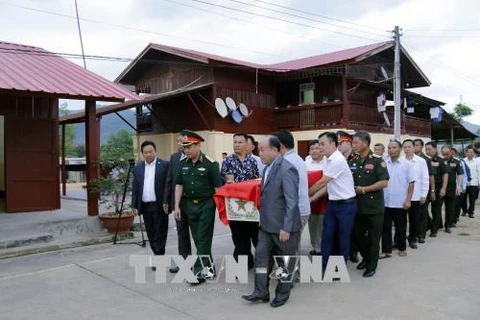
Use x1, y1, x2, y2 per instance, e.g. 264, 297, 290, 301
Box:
100, 129, 134, 162
75, 144, 85, 157
451, 103, 474, 122
58, 104, 77, 157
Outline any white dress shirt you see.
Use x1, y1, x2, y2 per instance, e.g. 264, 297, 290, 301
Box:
404, 154, 429, 201
323, 149, 356, 200
464, 157, 480, 186
142, 159, 157, 202
284, 149, 311, 217
252, 154, 265, 177
384, 156, 415, 208
305, 157, 325, 171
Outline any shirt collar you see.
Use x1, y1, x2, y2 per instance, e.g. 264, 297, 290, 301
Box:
145, 158, 157, 166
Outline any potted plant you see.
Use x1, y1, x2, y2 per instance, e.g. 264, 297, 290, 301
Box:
90, 157, 135, 235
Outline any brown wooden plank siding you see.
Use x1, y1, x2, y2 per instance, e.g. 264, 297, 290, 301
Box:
0, 95, 60, 212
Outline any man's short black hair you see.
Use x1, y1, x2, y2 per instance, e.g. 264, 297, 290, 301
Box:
141, 140, 156, 152
466, 146, 474, 152
246, 135, 255, 145
374, 142, 385, 150
451, 147, 457, 153
353, 131, 371, 146
268, 135, 282, 152
389, 139, 402, 148
272, 131, 295, 149
413, 139, 424, 147
426, 141, 437, 148
402, 139, 414, 146
233, 132, 249, 141
308, 139, 319, 148
318, 131, 338, 147
441, 145, 452, 151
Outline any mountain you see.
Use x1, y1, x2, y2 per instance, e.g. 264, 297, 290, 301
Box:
461, 121, 480, 136
61, 108, 136, 145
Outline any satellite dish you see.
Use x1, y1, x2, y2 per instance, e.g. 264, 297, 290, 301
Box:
239, 103, 250, 117
215, 98, 228, 118
225, 97, 237, 111
231, 109, 243, 124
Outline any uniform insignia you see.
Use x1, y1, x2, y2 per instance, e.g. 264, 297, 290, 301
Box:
365, 164, 374, 170
450, 163, 457, 167
198, 167, 207, 171
182, 167, 189, 170
380, 161, 387, 168
372, 154, 381, 158
431, 162, 439, 167
205, 155, 215, 163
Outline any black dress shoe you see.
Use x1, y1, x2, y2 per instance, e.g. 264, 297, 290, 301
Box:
409, 242, 418, 249
469, 214, 474, 218
356, 261, 367, 270
445, 228, 451, 233
418, 238, 425, 244
151, 266, 156, 271
270, 297, 288, 308
242, 292, 270, 303
169, 266, 180, 273
349, 253, 359, 263
309, 250, 317, 255
363, 270, 376, 278
451, 223, 457, 228
461, 212, 467, 216
429, 232, 437, 237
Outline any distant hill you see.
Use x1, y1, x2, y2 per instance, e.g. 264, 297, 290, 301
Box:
61, 108, 135, 145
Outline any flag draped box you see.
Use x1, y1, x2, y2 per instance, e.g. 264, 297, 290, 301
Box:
214, 179, 261, 225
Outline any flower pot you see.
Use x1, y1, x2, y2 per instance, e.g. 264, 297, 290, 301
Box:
99, 212, 135, 234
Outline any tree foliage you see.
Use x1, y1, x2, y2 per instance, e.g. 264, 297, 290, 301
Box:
100, 129, 135, 162
451, 103, 474, 122
58, 105, 77, 157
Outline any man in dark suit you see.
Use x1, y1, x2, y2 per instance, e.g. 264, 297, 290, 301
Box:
242, 136, 301, 308
131, 140, 170, 266
163, 133, 191, 274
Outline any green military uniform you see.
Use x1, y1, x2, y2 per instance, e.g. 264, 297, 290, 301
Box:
176, 131, 222, 281
417, 153, 434, 241
349, 150, 389, 272
429, 155, 449, 235
443, 156, 464, 231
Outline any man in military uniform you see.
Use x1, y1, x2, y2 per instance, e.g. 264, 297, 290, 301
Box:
413, 139, 434, 243
349, 131, 389, 278
174, 130, 223, 284
425, 141, 448, 237
441, 145, 464, 233
337, 130, 359, 262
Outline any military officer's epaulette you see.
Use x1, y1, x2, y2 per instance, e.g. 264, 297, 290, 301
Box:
180, 157, 188, 162
205, 155, 216, 163
372, 154, 381, 158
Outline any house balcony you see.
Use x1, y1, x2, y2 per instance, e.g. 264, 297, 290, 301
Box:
273, 101, 431, 137
136, 113, 152, 132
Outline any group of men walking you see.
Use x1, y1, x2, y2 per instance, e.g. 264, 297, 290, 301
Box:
129, 128, 478, 308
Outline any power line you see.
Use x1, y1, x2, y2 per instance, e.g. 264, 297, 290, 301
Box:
0, 1, 285, 59
402, 41, 480, 88
162, 0, 343, 50
404, 27, 480, 32
227, 0, 388, 38
251, 0, 387, 33
187, 0, 387, 42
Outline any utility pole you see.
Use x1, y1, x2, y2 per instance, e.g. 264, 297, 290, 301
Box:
393, 26, 402, 140
74, 0, 87, 69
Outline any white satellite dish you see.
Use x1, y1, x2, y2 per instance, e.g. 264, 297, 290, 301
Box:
215, 98, 228, 118
239, 103, 253, 118
225, 97, 237, 111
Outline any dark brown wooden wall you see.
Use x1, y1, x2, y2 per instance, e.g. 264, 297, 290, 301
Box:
0, 94, 59, 212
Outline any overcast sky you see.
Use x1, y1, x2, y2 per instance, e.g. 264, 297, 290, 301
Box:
1, 0, 479, 124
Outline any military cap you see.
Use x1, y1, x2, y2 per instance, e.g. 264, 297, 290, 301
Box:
336, 130, 353, 143
180, 130, 205, 146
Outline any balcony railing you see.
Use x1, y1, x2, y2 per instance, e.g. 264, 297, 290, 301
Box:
136, 113, 152, 132
273, 101, 431, 137
273, 102, 343, 130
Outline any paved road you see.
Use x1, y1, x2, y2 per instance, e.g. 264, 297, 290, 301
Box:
1, 215, 479, 320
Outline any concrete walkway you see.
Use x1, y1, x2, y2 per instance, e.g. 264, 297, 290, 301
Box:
0, 212, 479, 319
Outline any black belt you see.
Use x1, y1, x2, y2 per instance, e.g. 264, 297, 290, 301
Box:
329, 197, 356, 205
141, 201, 157, 206
187, 198, 211, 204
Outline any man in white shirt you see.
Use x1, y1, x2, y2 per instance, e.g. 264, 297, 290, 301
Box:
463, 146, 479, 218
309, 132, 357, 272
402, 139, 429, 249
273, 131, 311, 253
381, 140, 415, 257
247, 135, 265, 177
